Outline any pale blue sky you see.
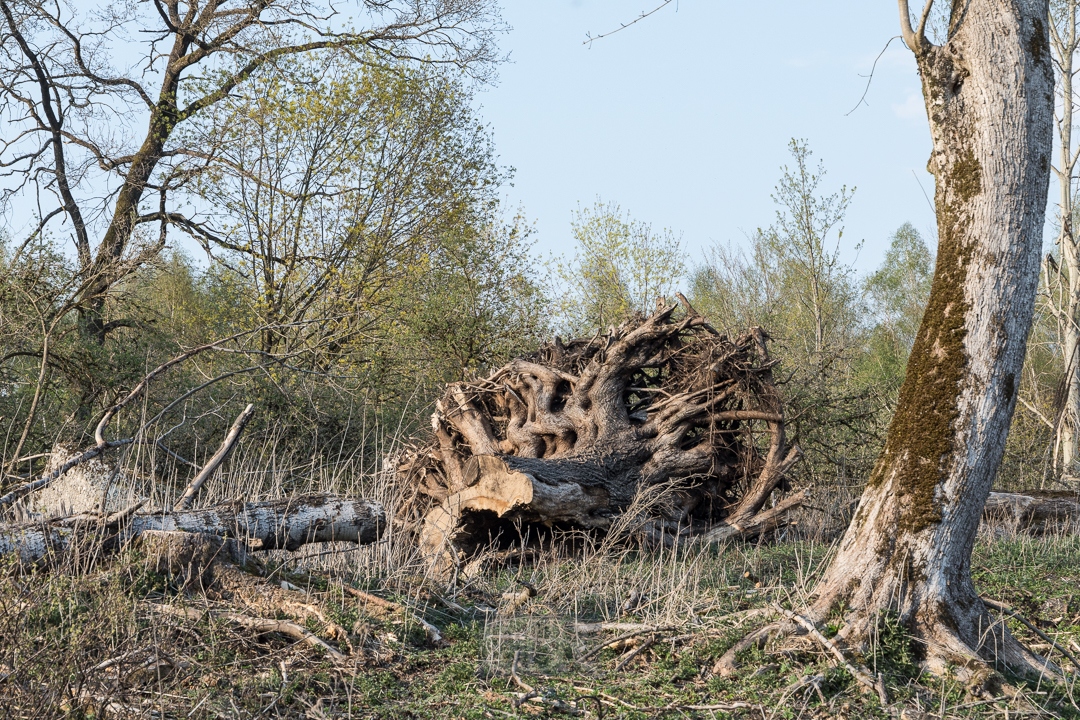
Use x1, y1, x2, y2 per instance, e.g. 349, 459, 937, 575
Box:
477, 1, 940, 276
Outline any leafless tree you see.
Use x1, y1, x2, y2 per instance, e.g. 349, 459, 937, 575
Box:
1037, 0, 1080, 473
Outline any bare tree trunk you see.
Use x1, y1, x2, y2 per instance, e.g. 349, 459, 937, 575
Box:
798, 0, 1055, 685
1048, 1, 1080, 473
0, 495, 385, 566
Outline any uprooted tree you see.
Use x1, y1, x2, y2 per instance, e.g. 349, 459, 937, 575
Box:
397, 298, 805, 574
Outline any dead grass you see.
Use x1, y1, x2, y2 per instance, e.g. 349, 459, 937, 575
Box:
3, 440, 1080, 719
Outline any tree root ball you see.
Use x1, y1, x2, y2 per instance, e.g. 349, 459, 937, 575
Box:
396, 299, 805, 574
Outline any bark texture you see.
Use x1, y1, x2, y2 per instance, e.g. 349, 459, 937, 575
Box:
399, 301, 803, 574
800, 0, 1055, 685
0, 494, 385, 566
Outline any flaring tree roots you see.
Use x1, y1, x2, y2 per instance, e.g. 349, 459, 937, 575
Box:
398, 300, 805, 574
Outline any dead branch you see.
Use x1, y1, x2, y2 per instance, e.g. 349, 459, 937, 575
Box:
0, 494, 385, 566
173, 403, 255, 511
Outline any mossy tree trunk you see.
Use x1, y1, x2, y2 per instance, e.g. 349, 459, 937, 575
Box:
802, 0, 1055, 684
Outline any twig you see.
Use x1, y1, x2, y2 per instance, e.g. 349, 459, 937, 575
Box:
572, 686, 639, 709
510, 650, 534, 693
173, 404, 254, 510
846, 36, 902, 115
573, 621, 664, 634
772, 603, 887, 703
580, 625, 676, 661
614, 635, 656, 671
583, 0, 676, 46
152, 603, 346, 663
341, 585, 443, 644
983, 597, 1077, 672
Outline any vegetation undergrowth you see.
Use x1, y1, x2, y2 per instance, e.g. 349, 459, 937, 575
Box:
3, 511, 1080, 719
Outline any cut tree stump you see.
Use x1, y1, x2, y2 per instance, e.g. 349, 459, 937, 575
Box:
0, 494, 385, 566
398, 299, 804, 575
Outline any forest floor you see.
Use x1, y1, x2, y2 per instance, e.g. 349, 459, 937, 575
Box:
3, 522, 1080, 720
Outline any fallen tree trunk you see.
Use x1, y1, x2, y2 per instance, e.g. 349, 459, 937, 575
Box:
0, 494, 385, 566
399, 299, 805, 575
982, 491, 1080, 533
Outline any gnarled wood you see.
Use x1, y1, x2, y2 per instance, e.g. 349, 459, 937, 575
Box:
401, 301, 804, 574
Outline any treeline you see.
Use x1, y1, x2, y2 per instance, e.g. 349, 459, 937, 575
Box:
0, 53, 1064, 496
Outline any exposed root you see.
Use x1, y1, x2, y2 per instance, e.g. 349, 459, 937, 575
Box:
713, 620, 793, 676
397, 305, 804, 573
772, 603, 889, 704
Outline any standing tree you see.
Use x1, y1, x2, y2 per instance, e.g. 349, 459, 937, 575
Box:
750, 0, 1055, 685
548, 199, 685, 335
690, 141, 873, 497
858, 222, 936, 400
1040, 0, 1080, 473
185, 53, 505, 359
0, 0, 502, 425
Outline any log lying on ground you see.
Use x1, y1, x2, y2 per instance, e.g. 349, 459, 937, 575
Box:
983, 491, 1080, 532
398, 299, 804, 575
0, 494, 385, 566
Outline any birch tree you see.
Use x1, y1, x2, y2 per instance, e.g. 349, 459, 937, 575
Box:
749, 0, 1056, 683
1041, 0, 1080, 472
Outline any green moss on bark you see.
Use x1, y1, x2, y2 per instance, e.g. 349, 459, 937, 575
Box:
867, 147, 980, 536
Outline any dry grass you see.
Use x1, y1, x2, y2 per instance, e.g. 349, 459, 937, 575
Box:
3, 436, 1080, 719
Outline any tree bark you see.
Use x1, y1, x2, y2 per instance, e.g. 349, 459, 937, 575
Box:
796, 0, 1055, 685
0, 494, 385, 566
401, 301, 804, 575
1047, 1, 1080, 473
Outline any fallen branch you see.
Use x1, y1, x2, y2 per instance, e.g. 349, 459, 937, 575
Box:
0, 439, 133, 509
173, 404, 254, 511
772, 603, 888, 704
0, 494, 385, 565
983, 597, 1080, 671
580, 625, 676, 662
152, 603, 347, 663
572, 621, 664, 634
983, 492, 1080, 533
340, 585, 443, 645
614, 635, 657, 671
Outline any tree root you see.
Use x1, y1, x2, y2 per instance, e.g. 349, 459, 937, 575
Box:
982, 597, 1080, 673
399, 305, 804, 574
772, 603, 889, 704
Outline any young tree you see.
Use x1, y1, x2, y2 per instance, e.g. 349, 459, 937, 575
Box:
549, 199, 684, 334
1041, 0, 1080, 471
690, 141, 871, 491
858, 222, 935, 398
186, 54, 505, 358
387, 214, 550, 387
786, 0, 1055, 683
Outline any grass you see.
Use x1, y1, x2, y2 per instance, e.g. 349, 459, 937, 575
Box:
4, 442, 1080, 718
